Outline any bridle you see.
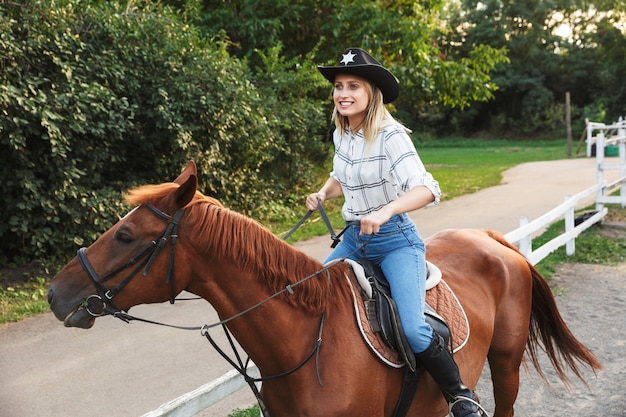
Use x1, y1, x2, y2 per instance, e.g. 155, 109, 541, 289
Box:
76, 199, 356, 323
76, 204, 185, 320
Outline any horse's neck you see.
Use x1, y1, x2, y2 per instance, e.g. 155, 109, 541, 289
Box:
185, 210, 344, 372
189, 265, 326, 370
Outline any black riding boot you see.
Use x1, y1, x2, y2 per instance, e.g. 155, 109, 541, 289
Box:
415, 332, 483, 417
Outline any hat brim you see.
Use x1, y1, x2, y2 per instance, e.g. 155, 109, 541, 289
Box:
318, 64, 399, 104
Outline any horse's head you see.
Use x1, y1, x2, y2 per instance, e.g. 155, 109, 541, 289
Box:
48, 161, 201, 329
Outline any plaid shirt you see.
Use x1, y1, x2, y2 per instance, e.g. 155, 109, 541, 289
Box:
330, 123, 441, 221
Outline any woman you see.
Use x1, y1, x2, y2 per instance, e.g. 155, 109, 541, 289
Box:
307, 48, 483, 417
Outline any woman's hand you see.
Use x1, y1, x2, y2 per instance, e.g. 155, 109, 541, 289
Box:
306, 192, 326, 211
306, 177, 342, 211
359, 185, 435, 235
359, 206, 393, 235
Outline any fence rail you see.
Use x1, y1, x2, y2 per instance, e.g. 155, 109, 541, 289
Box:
140, 366, 259, 417
503, 183, 608, 265
143, 123, 626, 417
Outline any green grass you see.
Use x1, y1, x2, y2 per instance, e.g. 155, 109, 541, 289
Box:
419, 139, 566, 200
229, 406, 260, 417
0, 277, 50, 323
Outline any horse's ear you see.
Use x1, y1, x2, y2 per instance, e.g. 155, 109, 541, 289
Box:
167, 161, 198, 209
171, 173, 197, 209
173, 160, 197, 185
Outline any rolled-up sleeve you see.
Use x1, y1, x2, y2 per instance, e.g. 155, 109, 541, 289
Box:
385, 127, 441, 205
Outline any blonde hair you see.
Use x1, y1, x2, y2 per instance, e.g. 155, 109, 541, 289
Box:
332, 80, 407, 142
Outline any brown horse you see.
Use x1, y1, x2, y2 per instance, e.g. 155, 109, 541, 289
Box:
48, 161, 601, 417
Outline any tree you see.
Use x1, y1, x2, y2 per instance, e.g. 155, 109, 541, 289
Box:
197, 0, 508, 124
447, 0, 626, 135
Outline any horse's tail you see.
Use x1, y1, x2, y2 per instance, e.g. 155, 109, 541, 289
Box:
484, 230, 603, 388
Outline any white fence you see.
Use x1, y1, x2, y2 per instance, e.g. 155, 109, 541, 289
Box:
143, 129, 626, 417
503, 184, 608, 265
141, 366, 260, 417
585, 116, 626, 210
505, 121, 626, 264
585, 116, 626, 158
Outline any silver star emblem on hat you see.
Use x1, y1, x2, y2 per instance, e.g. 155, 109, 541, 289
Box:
340, 50, 356, 65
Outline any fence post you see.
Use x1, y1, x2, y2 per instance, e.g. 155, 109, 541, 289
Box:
565, 195, 575, 256
596, 132, 605, 212
586, 120, 593, 157
617, 116, 626, 208
518, 217, 531, 257
566, 92, 572, 157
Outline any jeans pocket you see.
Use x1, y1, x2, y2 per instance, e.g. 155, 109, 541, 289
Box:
372, 222, 403, 238
401, 226, 424, 251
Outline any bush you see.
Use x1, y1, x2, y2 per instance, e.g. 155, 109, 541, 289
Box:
0, 1, 330, 263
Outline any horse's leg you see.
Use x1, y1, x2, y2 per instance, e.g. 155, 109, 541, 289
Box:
487, 273, 532, 417
487, 349, 523, 417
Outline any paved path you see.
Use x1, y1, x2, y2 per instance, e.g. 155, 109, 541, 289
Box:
0, 157, 618, 417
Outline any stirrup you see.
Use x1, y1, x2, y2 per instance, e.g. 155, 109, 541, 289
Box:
448, 395, 490, 417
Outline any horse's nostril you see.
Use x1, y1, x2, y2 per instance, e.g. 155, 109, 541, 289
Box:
47, 288, 54, 305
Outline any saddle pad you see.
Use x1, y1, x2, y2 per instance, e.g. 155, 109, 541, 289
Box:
425, 279, 470, 353
345, 271, 470, 368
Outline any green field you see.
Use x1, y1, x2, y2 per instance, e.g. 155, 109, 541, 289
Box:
419, 139, 566, 201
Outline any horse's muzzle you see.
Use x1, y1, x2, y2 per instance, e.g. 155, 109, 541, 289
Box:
47, 286, 97, 329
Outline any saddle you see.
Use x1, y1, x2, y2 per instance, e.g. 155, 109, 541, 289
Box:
341, 259, 470, 417
345, 259, 451, 373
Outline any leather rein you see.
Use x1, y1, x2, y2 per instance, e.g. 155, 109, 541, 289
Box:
75, 203, 340, 417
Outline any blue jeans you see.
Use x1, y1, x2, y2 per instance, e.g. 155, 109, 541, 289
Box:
325, 213, 434, 353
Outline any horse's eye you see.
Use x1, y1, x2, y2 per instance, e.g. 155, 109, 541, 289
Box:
116, 231, 133, 244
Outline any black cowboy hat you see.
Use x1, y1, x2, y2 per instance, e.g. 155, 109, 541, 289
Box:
318, 47, 399, 104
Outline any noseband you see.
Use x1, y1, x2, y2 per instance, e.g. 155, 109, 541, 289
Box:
77, 204, 185, 319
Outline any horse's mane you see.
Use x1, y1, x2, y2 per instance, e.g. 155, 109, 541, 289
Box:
125, 183, 352, 313
125, 182, 224, 208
